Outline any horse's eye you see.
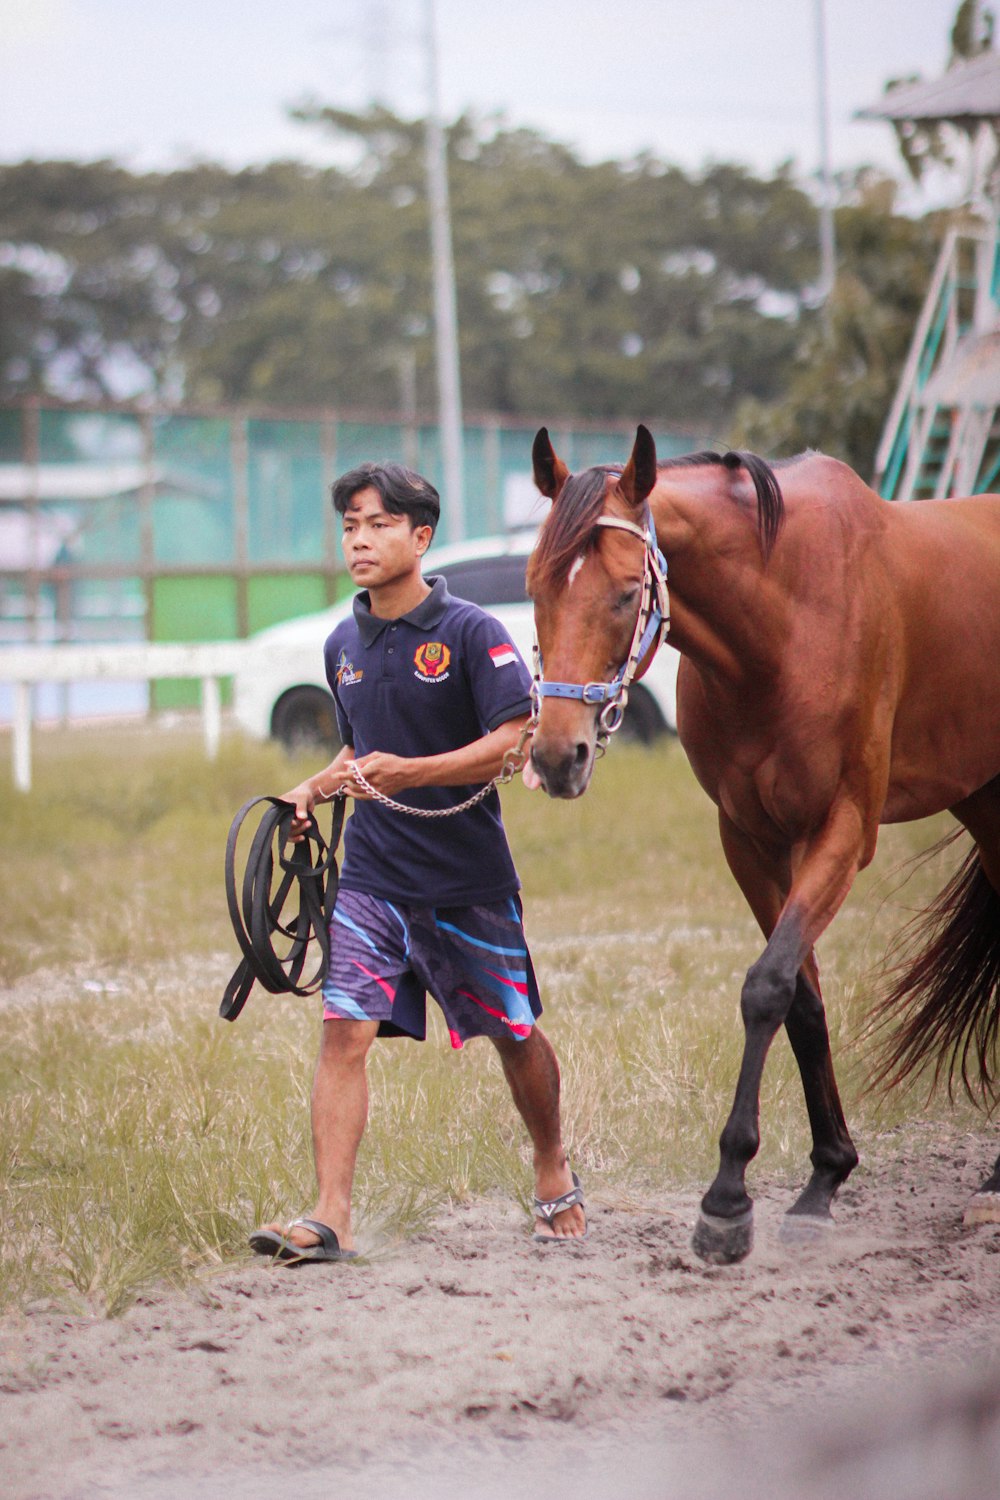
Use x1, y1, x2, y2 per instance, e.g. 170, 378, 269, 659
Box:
614, 587, 640, 612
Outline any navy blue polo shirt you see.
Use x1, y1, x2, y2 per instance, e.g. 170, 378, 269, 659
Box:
324, 576, 533, 907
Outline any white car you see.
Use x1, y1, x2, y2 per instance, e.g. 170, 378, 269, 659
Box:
231, 531, 679, 750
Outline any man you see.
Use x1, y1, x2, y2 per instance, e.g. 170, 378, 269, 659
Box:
250, 462, 586, 1262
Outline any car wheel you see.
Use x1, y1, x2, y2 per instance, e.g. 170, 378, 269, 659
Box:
271, 686, 341, 753
615, 683, 667, 745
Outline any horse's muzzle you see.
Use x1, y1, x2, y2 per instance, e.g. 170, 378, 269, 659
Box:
527, 736, 594, 799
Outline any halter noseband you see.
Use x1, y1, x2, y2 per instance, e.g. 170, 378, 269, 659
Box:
532, 506, 670, 746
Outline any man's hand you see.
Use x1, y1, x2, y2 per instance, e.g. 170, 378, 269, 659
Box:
344, 751, 414, 799
343, 717, 532, 799
278, 779, 320, 841
280, 747, 356, 840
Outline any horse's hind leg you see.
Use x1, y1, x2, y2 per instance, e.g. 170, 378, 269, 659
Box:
965, 1154, 1000, 1224
949, 777, 1000, 1226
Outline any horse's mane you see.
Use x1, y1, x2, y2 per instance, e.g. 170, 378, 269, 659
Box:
527, 450, 784, 595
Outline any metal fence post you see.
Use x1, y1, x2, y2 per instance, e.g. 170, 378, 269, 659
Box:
201, 675, 222, 760
13, 681, 32, 792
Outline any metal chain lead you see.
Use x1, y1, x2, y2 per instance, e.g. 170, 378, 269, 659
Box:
331, 713, 537, 820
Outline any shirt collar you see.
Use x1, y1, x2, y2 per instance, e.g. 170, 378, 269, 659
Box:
352, 574, 452, 645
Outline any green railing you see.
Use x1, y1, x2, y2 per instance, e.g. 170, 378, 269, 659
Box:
877, 230, 960, 500
876, 221, 1000, 501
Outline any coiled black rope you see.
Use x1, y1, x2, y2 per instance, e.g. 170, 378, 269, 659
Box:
220, 794, 346, 1023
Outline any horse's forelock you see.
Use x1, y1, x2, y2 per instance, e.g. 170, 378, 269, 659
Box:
527, 467, 617, 596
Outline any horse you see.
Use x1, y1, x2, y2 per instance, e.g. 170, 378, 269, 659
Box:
524, 423, 1000, 1263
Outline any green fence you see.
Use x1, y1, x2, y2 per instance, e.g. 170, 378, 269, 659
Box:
0, 401, 703, 709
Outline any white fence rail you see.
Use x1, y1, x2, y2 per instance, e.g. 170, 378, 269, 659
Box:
0, 642, 249, 792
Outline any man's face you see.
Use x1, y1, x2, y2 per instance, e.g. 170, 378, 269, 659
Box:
341, 486, 432, 589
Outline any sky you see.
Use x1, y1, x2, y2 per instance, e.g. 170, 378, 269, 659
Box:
0, 0, 974, 200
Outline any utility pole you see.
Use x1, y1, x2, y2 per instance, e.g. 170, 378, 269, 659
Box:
813, 0, 837, 312
422, 0, 465, 539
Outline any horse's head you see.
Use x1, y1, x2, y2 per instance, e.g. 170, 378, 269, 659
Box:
525, 424, 662, 798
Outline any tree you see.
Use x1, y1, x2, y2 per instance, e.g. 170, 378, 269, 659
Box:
733, 171, 941, 471
735, 1, 996, 475
0, 121, 826, 427
0, 110, 937, 472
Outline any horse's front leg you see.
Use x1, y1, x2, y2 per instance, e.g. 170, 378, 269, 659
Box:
693, 802, 868, 1264
705, 815, 858, 1257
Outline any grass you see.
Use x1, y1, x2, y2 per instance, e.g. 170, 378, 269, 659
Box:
0, 719, 990, 1315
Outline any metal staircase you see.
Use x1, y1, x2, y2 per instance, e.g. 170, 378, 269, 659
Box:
874, 218, 1000, 500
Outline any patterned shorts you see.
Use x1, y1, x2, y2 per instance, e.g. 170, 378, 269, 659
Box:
322, 889, 542, 1048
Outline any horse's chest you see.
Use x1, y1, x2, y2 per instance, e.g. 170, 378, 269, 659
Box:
714, 741, 839, 845
683, 668, 845, 834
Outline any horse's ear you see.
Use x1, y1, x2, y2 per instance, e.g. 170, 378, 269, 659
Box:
617, 424, 658, 509
532, 427, 570, 501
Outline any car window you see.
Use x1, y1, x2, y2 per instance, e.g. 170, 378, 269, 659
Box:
433, 555, 530, 606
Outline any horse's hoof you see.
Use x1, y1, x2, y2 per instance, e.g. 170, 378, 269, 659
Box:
779, 1211, 833, 1246
963, 1191, 1000, 1227
691, 1207, 754, 1264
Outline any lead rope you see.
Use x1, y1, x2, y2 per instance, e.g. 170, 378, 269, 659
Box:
220, 794, 346, 1021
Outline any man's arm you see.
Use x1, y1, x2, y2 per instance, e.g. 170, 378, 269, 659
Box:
345, 714, 530, 799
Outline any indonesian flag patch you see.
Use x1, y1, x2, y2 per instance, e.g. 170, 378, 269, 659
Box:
489, 643, 517, 668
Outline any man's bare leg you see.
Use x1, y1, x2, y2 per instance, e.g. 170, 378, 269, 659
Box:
255, 1017, 378, 1252
491, 1026, 587, 1240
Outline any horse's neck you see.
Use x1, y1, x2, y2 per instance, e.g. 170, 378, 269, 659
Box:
650, 485, 784, 683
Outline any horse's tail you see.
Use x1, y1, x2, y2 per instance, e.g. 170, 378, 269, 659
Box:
720, 450, 784, 561
867, 837, 1000, 1109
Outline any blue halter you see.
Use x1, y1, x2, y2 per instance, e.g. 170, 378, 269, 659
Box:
532, 505, 670, 741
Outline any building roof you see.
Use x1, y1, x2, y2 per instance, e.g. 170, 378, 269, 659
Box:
856, 49, 1000, 130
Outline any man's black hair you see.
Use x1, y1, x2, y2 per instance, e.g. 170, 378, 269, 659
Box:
332, 462, 440, 534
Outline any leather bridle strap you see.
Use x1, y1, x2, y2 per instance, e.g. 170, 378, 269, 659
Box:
220, 794, 346, 1022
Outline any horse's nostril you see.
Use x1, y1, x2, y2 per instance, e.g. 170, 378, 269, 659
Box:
573, 742, 589, 769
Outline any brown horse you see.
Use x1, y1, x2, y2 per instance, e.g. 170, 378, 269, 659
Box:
525, 423, 1000, 1263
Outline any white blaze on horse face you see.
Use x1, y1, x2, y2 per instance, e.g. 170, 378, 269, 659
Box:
567, 553, 586, 588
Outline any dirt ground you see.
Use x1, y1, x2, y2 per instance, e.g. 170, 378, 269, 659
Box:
2, 1120, 999, 1500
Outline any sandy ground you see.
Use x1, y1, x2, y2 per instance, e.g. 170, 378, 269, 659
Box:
2, 1121, 999, 1500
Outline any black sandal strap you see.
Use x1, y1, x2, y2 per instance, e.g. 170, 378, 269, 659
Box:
533, 1172, 585, 1221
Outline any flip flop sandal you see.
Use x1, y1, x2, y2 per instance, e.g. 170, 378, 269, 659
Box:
249, 1216, 359, 1264
532, 1171, 589, 1244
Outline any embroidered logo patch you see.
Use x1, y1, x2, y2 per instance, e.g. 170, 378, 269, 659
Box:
336, 648, 363, 687
488, 643, 517, 668
413, 641, 451, 680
